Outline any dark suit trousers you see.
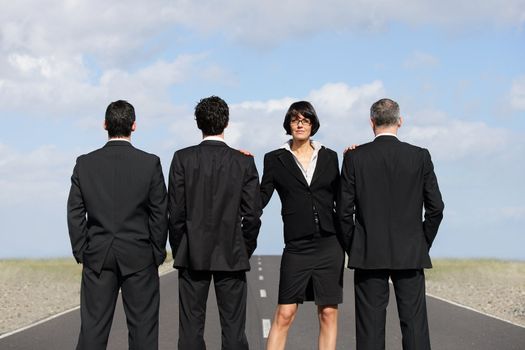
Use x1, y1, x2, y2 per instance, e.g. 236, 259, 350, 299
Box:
77, 249, 159, 350
354, 269, 430, 350
178, 269, 248, 350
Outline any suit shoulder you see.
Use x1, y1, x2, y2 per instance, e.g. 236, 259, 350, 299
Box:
399, 140, 422, 149
172, 145, 199, 158
320, 146, 338, 158
133, 147, 160, 160
228, 146, 256, 163
265, 148, 286, 158
342, 141, 373, 159
398, 141, 430, 156
75, 146, 104, 162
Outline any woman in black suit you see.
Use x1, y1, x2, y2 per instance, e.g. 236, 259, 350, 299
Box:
262, 101, 344, 350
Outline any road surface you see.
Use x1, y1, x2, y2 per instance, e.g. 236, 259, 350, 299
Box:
1, 255, 524, 349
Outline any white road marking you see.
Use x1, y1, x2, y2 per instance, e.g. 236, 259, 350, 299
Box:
260, 289, 267, 298
259, 275, 264, 281
258, 267, 262, 271
0, 305, 80, 339
258, 261, 262, 265
262, 319, 272, 338
426, 292, 525, 329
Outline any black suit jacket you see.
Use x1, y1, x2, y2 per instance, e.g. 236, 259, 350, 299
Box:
260, 146, 340, 242
67, 141, 168, 275
338, 136, 444, 269
168, 140, 262, 271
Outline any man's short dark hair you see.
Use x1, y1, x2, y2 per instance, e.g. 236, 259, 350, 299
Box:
370, 98, 400, 126
283, 101, 320, 136
195, 96, 229, 136
105, 100, 136, 137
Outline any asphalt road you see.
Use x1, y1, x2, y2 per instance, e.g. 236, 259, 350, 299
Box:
1, 255, 524, 349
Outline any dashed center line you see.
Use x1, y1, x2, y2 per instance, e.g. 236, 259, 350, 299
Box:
258, 267, 262, 271
259, 275, 264, 281
260, 289, 267, 298
262, 319, 271, 338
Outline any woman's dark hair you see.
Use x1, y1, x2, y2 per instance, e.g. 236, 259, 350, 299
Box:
195, 96, 229, 136
283, 101, 320, 136
105, 100, 136, 137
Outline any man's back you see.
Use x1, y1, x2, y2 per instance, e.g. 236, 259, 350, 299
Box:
168, 140, 262, 271
341, 135, 444, 269
68, 141, 168, 275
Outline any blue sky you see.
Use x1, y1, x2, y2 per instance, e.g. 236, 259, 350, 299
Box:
0, 1, 524, 260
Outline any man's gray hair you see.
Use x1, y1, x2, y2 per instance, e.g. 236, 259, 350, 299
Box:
370, 98, 400, 126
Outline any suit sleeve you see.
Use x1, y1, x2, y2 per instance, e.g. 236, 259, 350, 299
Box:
66, 159, 88, 263
260, 153, 275, 208
148, 157, 169, 266
168, 152, 187, 259
422, 149, 444, 249
337, 151, 356, 253
240, 157, 263, 257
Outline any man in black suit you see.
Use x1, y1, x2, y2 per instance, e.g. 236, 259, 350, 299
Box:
168, 96, 262, 350
67, 100, 168, 350
338, 98, 444, 350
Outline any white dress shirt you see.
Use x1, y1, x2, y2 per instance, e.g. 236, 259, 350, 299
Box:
281, 140, 323, 186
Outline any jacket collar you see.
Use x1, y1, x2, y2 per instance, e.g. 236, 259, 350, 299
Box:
310, 147, 330, 186
277, 146, 328, 188
103, 140, 133, 148
373, 134, 399, 143
200, 140, 229, 147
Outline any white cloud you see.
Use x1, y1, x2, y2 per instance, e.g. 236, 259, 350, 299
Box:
0, 1, 178, 65
307, 81, 385, 120
0, 143, 75, 205
0, 53, 208, 123
402, 120, 511, 161
2, 1, 523, 60
168, 0, 525, 45
509, 75, 525, 110
165, 81, 517, 163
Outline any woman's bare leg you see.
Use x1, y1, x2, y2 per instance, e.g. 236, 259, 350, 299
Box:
318, 305, 338, 350
266, 304, 299, 350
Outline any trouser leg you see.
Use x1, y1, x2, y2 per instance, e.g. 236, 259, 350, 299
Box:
120, 263, 160, 350
354, 269, 390, 350
177, 269, 211, 350
77, 251, 119, 350
213, 271, 249, 350
391, 269, 431, 350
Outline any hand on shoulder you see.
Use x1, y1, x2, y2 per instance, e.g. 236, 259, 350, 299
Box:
343, 144, 359, 154
238, 149, 254, 157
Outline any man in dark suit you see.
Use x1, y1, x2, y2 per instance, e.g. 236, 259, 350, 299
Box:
338, 98, 444, 350
168, 96, 262, 350
67, 100, 168, 350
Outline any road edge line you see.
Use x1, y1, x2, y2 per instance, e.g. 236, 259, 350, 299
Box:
0, 306, 80, 340
0, 268, 177, 339
426, 292, 525, 329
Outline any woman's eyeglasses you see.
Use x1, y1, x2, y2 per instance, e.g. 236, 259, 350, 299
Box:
290, 118, 312, 126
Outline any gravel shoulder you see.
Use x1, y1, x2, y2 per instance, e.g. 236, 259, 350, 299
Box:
1, 257, 524, 335
425, 259, 525, 327
0, 257, 174, 335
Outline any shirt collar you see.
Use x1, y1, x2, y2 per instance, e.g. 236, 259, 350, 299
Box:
375, 132, 398, 139
108, 138, 131, 143
203, 135, 228, 145
280, 139, 323, 151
